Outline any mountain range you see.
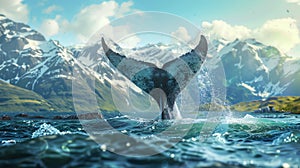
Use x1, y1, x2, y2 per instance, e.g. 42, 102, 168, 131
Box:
213, 38, 300, 103
0, 14, 300, 112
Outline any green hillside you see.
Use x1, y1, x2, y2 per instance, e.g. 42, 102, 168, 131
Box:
231, 96, 300, 114
0, 80, 54, 112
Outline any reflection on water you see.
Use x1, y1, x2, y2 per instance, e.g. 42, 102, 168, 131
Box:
0, 112, 300, 167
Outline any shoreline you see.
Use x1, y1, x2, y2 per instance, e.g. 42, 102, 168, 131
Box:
0, 112, 103, 121
1, 110, 299, 121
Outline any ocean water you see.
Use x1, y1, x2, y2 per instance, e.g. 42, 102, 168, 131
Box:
0, 112, 300, 168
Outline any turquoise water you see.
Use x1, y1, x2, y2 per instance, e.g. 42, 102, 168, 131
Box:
0, 112, 300, 167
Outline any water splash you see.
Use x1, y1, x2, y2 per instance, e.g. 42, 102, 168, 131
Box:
1, 139, 16, 146
32, 123, 71, 138
244, 114, 256, 119
272, 132, 300, 145
225, 114, 257, 125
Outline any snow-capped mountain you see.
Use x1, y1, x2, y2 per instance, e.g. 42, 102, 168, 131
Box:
0, 14, 45, 82
214, 38, 300, 103
0, 15, 153, 112
79, 36, 300, 104
0, 14, 106, 111
1, 14, 300, 112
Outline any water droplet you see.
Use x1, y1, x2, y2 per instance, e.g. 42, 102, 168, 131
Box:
1, 139, 16, 146
101, 144, 107, 152
282, 163, 290, 168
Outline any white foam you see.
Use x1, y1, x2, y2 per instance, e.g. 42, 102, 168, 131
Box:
31, 123, 70, 138
1, 139, 16, 146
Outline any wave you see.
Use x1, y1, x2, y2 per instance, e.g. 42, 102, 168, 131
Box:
272, 131, 300, 145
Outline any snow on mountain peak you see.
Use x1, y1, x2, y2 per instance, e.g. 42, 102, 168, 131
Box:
80, 37, 194, 68
0, 15, 45, 43
1, 15, 300, 107
0, 15, 81, 91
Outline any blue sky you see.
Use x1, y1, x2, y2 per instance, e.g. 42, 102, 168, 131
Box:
0, 0, 300, 55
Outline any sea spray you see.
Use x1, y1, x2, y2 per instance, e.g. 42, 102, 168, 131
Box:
32, 123, 71, 138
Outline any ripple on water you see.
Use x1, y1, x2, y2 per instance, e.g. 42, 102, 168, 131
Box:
0, 113, 300, 167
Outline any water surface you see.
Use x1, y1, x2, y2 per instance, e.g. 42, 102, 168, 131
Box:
0, 112, 300, 167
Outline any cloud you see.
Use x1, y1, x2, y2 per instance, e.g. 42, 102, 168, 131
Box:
202, 20, 251, 41
43, 5, 62, 14
171, 27, 192, 42
286, 0, 300, 5
202, 18, 300, 53
254, 18, 300, 52
39, 18, 60, 36
62, 0, 135, 43
115, 1, 134, 17
0, 0, 29, 22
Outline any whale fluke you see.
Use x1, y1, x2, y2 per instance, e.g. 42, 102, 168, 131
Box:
102, 36, 208, 119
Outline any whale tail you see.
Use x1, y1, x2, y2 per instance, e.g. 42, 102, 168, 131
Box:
102, 36, 208, 119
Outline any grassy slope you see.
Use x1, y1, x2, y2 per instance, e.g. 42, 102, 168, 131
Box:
0, 80, 54, 112
231, 96, 300, 114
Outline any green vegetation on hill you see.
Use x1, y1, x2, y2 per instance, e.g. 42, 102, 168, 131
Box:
2, 77, 300, 114
0, 81, 54, 112
231, 96, 300, 114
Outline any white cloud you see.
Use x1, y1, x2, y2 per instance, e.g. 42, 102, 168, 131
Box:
202, 20, 251, 41
171, 27, 192, 42
43, 5, 62, 14
115, 1, 134, 17
202, 18, 300, 53
286, 0, 300, 5
39, 18, 60, 36
254, 18, 300, 52
62, 0, 135, 43
0, 0, 29, 22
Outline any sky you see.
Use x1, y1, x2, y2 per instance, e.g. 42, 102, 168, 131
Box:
0, 0, 300, 56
